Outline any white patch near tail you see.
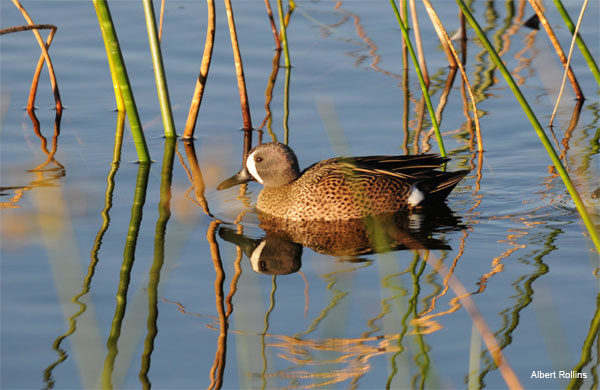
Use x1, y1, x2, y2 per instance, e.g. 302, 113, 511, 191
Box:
250, 241, 267, 273
407, 184, 425, 207
245, 151, 263, 184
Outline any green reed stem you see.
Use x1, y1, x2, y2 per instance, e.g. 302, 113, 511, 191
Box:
277, 0, 291, 68
92, 2, 124, 111
93, 0, 150, 162
142, 0, 176, 138
390, 0, 446, 157
553, 0, 600, 87
456, 0, 600, 252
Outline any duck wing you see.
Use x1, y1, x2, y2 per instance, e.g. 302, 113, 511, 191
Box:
303, 154, 469, 204
331, 154, 450, 180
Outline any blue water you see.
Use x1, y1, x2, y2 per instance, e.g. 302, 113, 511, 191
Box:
1, 1, 598, 389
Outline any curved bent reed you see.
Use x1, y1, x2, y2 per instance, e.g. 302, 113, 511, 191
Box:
549, 0, 589, 127
389, 0, 446, 158
143, 0, 176, 138
183, 0, 216, 139
553, 0, 600, 86
0, 24, 59, 112
9, 0, 62, 113
526, 0, 583, 101
93, 0, 151, 163
456, 0, 600, 253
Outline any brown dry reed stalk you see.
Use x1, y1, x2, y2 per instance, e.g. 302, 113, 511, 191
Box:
9, 0, 62, 113
422, 0, 483, 152
527, 0, 583, 101
158, 0, 166, 42
549, 0, 589, 127
183, 0, 216, 139
264, 0, 282, 49
409, 0, 429, 87
224, 0, 253, 132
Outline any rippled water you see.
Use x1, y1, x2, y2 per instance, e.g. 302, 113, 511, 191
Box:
1, 1, 599, 389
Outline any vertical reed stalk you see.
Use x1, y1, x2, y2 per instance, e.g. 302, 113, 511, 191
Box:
92, 2, 125, 110
93, 0, 151, 162
277, 0, 291, 68
11, 0, 63, 113
409, 0, 429, 87
143, 0, 176, 138
553, 0, 600, 86
422, 0, 483, 152
456, 0, 600, 252
283, 65, 291, 145
224, 0, 253, 131
183, 0, 216, 139
390, 0, 446, 157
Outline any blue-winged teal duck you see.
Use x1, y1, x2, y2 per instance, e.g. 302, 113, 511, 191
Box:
218, 142, 469, 221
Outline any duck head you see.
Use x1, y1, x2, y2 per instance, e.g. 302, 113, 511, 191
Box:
217, 142, 301, 190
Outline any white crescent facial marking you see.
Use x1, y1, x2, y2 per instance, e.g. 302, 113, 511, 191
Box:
245, 151, 263, 184
250, 240, 267, 273
407, 184, 424, 207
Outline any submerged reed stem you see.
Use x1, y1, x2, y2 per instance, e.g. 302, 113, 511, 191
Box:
456, 0, 600, 252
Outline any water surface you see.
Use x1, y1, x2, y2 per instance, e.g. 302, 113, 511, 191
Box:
1, 1, 598, 389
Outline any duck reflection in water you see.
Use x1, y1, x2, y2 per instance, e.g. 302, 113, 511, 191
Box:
218, 206, 464, 275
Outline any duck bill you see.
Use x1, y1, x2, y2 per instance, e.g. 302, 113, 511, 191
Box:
217, 167, 252, 190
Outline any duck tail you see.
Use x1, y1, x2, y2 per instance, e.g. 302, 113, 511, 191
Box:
420, 169, 470, 204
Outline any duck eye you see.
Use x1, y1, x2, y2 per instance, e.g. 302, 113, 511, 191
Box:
256, 157, 263, 163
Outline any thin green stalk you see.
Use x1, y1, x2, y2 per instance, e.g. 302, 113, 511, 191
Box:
277, 0, 291, 68
93, 0, 150, 162
456, 0, 600, 252
92, 2, 124, 111
553, 0, 600, 87
142, 0, 176, 138
389, 0, 446, 157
